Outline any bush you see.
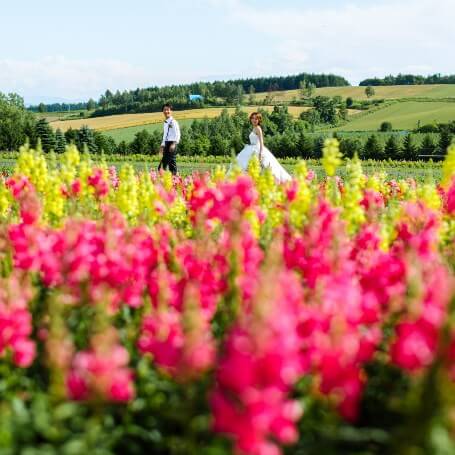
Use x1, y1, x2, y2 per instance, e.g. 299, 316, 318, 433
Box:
379, 121, 393, 132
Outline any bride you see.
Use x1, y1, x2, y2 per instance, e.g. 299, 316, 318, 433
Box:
235, 112, 291, 182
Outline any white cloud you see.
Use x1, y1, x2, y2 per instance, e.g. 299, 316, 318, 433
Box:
212, 0, 455, 83
0, 56, 155, 103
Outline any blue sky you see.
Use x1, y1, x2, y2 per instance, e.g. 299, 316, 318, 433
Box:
1, 0, 453, 104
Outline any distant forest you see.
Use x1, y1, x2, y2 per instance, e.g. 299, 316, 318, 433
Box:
27, 72, 349, 116
89, 72, 349, 117
359, 74, 455, 86
28, 102, 88, 113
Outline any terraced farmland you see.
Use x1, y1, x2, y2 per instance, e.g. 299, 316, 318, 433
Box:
253, 84, 455, 102
50, 106, 312, 133
334, 101, 455, 131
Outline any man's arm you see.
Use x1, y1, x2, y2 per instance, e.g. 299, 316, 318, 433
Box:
160, 122, 167, 153
174, 120, 181, 144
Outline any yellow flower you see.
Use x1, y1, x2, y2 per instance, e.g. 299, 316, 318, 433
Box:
342, 157, 366, 234
116, 164, 139, 220
322, 138, 342, 177
442, 143, 455, 187
417, 183, 441, 211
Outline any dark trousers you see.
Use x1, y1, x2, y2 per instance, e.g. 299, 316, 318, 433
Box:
159, 141, 178, 175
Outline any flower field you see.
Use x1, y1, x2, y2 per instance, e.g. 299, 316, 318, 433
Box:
0, 141, 455, 454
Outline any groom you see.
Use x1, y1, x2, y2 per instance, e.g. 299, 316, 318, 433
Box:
159, 103, 181, 175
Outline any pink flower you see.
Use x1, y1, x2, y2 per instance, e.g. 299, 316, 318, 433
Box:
66, 329, 135, 402
138, 289, 216, 381
211, 271, 304, 454
0, 273, 35, 368
87, 168, 109, 197
67, 371, 89, 400
390, 320, 439, 373
12, 338, 36, 368
71, 179, 82, 196
445, 177, 455, 214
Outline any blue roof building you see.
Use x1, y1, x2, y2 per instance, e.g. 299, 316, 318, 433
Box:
189, 94, 203, 102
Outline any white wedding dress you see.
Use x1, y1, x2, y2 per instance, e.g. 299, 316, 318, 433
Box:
235, 130, 291, 182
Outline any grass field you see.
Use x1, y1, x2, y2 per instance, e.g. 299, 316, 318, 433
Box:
333, 101, 455, 131
253, 84, 455, 102
35, 110, 89, 123
104, 119, 194, 143
50, 106, 313, 132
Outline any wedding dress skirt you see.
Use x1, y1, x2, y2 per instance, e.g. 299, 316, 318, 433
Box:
235, 131, 291, 183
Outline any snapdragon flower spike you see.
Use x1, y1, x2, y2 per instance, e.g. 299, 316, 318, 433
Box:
138, 283, 216, 380
386, 203, 452, 373
443, 176, 455, 215
211, 270, 304, 455
351, 224, 407, 317
5, 175, 33, 199
394, 202, 440, 260
296, 271, 382, 421
6, 177, 42, 225
67, 328, 134, 402
0, 272, 35, 368
87, 168, 109, 198
108, 166, 119, 189
237, 222, 264, 306
283, 200, 350, 289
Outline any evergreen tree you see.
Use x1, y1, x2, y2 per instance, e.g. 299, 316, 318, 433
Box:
439, 128, 454, 157
419, 134, 437, 160
64, 128, 78, 145
314, 136, 325, 159
402, 134, 418, 160
86, 98, 96, 111
76, 125, 97, 153
129, 130, 152, 154
362, 135, 384, 160
380, 121, 393, 132
340, 137, 362, 159
297, 133, 315, 159
35, 118, 56, 152
116, 140, 129, 155
269, 106, 293, 133
55, 128, 66, 153
384, 135, 401, 160
94, 132, 116, 154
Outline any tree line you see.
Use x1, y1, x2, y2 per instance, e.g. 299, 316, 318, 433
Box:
88, 72, 349, 117
359, 73, 455, 86
28, 101, 92, 113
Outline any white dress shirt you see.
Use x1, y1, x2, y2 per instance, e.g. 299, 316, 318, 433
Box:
161, 117, 181, 146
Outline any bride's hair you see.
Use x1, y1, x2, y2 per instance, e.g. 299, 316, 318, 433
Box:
249, 112, 262, 125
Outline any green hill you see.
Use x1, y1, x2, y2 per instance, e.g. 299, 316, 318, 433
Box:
335, 101, 455, 131
253, 84, 455, 102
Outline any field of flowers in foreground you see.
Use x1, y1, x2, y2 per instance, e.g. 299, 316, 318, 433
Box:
0, 141, 455, 455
